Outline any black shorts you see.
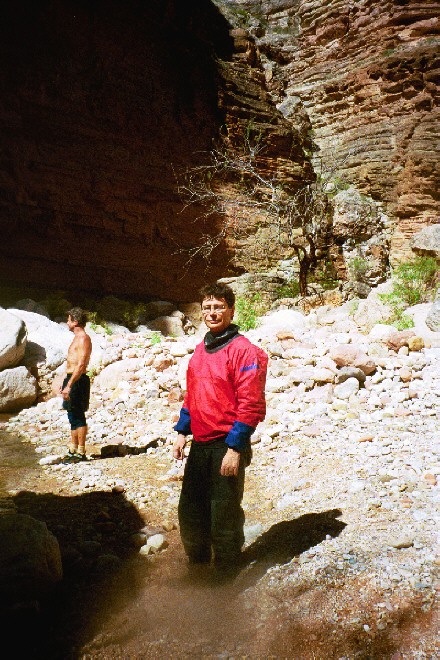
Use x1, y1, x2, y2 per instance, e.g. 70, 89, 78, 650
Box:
62, 374, 90, 429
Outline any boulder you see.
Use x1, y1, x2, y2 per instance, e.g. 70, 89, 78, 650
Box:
0, 308, 27, 371
147, 316, 185, 337
329, 344, 376, 375
334, 377, 360, 399
141, 301, 176, 322
252, 309, 308, 340
8, 309, 71, 373
385, 329, 416, 352
336, 366, 366, 385
94, 358, 144, 390
410, 225, 440, 258
368, 324, 397, 344
404, 303, 440, 347
0, 513, 62, 607
426, 293, 440, 332
353, 281, 394, 332
0, 367, 37, 412
407, 336, 424, 352
14, 299, 50, 317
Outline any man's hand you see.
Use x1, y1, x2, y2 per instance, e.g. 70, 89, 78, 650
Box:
220, 447, 240, 477
61, 385, 71, 401
173, 434, 187, 460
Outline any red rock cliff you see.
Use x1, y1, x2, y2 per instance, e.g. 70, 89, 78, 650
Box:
0, 0, 311, 300
216, 0, 439, 264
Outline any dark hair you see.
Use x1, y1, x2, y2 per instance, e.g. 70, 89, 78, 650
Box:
67, 307, 88, 327
199, 282, 235, 308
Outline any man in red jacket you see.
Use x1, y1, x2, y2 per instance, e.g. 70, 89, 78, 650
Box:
172, 282, 268, 571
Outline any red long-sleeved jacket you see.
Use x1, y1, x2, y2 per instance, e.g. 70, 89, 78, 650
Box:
181, 334, 267, 444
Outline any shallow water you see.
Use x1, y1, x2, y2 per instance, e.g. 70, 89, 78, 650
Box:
0, 422, 40, 496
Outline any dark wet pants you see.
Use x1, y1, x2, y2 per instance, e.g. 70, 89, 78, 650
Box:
178, 439, 250, 566
62, 374, 90, 429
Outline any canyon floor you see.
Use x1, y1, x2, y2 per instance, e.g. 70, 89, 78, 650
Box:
2, 425, 438, 660
1, 304, 439, 659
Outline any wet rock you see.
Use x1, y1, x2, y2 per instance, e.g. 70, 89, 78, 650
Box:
0, 366, 37, 412
0, 513, 62, 607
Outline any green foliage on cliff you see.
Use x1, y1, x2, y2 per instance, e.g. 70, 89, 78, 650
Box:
379, 256, 439, 329
235, 293, 266, 331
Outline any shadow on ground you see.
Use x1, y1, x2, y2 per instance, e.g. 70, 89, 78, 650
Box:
1, 488, 149, 660
209, 508, 347, 591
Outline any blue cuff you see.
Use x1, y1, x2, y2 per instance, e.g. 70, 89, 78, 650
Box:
225, 421, 255, 452
174, 407, 191, 435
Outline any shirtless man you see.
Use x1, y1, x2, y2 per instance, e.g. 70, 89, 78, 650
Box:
60, 308, 92, 463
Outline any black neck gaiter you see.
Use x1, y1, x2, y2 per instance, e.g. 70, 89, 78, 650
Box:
204, 323, 240, 354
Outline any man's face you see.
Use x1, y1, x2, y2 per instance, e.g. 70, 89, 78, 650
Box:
66, 315, 77, 332
201, 296, 234, 335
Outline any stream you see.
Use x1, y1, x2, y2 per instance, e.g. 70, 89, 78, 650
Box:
0, 420, 41, 498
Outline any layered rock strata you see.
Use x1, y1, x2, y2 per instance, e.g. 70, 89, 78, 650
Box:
215, 0, 440, 264
0, 0, 311, 299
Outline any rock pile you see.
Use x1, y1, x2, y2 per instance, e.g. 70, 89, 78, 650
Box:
1, 295, 438, 649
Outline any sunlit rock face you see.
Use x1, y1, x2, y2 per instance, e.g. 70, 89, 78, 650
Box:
215, 0, 440, 265
0, 0, 311, 300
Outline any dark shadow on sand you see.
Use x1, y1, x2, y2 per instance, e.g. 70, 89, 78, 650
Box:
200, 509, 347, 590
1, 488, 148, 660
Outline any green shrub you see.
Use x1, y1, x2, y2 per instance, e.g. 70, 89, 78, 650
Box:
39, 291, 72, 319
235, 293, 266, 331
394, 314, 415, 331
276, 280, 300, 299
379, 256, 438, 328
351, 256, 369, 280
95, 296, 146, 331
86, 311, 112, 335
87, 363, 101, 380
313, 259, 339, 290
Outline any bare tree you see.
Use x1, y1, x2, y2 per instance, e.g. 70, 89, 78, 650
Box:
176, 134, 334, 296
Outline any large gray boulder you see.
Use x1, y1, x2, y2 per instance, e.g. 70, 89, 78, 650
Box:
353, 281, 394, 332
0, 513, 62, 607
94, 358, 144, 390
147, 315, 185, 337
8, 309, 71, 374
426, 290, 440, 332
0, 308, 27, 371
13, 299, 50, 317
410, 224, 440, 258
141, 300, 176, 322
0, 366, 38, 412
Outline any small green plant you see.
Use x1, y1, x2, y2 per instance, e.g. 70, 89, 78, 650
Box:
87, 311, 112, 335
276, 280, 300, 299
87, 362, 101, 380
235, 293, 265, 331
347, 299, 360, 317
313, 259, 339, 290
351, 256, 369, 280
395, 314, 415, 331
150, 332, 162, 345
379, 256, 438, 328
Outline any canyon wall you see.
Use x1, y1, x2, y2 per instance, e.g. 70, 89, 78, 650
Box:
0, 0, 310, 301
0, 0, 233, 301
1, 0, 437, 303
215, 0, 440, 265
